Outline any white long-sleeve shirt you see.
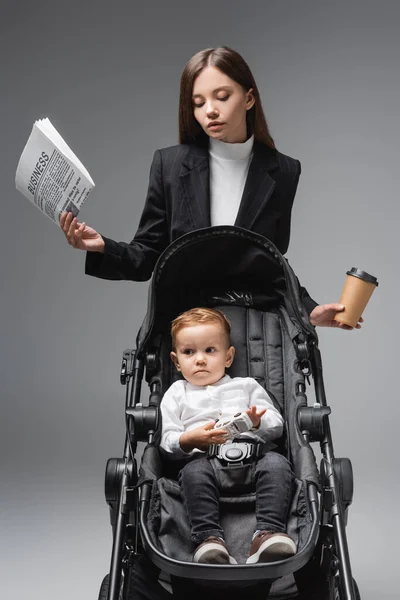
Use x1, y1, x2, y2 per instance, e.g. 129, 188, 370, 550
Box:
160, 374, 284, 460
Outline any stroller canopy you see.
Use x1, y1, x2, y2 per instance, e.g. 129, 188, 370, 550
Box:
136, 226, 317, 355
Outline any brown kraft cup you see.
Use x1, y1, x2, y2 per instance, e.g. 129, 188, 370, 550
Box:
333, 268, 379, 328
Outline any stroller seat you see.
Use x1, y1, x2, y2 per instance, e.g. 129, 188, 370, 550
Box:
145, 305, 314, 570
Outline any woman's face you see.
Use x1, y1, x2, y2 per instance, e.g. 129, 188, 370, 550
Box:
192, 66, 254, 144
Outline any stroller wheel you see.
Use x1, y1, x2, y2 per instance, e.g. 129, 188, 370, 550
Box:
98, 574, 124, 600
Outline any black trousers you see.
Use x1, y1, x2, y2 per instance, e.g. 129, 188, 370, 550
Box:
178, 451, 294, 546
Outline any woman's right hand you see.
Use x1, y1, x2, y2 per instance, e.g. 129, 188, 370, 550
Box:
59, 211, 105, 253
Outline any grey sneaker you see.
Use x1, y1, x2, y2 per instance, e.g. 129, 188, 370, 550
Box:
193, 536, 237, 564
246, 531, 296, 564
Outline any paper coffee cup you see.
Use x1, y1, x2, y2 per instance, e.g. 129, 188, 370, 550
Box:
333, 268, 378, 328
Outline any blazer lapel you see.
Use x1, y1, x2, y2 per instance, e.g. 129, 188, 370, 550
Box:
180, 145, 211, 229
234, 142, 278, 230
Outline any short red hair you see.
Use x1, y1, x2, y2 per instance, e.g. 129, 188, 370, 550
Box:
171, 307, 231, 349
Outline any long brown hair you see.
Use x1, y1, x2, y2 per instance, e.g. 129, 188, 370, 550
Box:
179, 46, 275, 148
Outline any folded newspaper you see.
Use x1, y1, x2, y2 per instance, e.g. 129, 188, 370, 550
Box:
15, 118, 95, 225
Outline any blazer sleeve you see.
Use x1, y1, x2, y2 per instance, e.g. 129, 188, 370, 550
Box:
273, 159, 301, 256
275, 159, 318, 315
85, 150, 169, 281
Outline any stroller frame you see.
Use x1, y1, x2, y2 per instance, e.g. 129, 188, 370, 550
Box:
99, 227, 359, 600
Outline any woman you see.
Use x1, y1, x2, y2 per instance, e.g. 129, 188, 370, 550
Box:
60, 46, 360, 329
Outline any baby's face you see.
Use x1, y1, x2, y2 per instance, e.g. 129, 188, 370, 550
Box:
171, 323, 235, 386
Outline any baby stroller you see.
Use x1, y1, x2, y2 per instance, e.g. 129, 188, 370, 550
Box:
98, 226, 360, 600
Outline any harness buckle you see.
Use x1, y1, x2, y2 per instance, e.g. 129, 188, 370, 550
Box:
207, 441, 263, 463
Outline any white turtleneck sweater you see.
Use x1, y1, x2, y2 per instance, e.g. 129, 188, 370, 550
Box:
209, 134, 254, 226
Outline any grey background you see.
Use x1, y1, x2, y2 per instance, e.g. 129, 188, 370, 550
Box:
1, 1, 398, 598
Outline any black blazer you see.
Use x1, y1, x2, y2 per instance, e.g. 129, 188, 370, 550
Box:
85, 141, 317, 313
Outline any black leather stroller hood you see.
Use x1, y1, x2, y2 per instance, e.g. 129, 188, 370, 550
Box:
136, 226, 317, 357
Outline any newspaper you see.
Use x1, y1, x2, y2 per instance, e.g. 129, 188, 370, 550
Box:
15, 118, 95, 225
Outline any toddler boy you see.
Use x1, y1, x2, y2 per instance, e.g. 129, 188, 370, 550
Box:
160, 307, 296, 564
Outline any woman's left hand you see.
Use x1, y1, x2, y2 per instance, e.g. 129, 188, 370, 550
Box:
309, 303, 363, 330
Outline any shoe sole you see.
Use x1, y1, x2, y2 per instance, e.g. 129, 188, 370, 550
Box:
246, 536, 296, 564
194, 543, 237, 564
